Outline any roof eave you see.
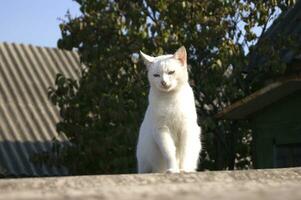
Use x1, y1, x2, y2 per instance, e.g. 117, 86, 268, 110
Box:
216, 75, 301, 120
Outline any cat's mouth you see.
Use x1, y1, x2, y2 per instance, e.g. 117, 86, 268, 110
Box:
160, 85, 172, 91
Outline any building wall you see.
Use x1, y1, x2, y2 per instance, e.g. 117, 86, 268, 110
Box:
252, 90, 301, 169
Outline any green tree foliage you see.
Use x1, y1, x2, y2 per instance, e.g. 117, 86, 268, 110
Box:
42, 0, 296, 174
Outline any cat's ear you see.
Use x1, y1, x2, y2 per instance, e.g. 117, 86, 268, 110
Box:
140, 51, 155, 69
173, 46, 187, 67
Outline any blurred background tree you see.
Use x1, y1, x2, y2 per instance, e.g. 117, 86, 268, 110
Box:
41, 0, 296, 174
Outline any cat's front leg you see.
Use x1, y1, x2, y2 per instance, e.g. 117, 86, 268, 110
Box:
179, 124, 201, 173
153, 126, 179, 173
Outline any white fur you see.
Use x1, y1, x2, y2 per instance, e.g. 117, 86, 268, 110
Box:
136, 47, 201, 173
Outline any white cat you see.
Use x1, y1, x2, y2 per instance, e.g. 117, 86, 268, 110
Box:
136, 46, 201, 173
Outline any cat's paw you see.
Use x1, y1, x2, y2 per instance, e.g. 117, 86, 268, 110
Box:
180, 169, 196, 173
166, 168, 180, 173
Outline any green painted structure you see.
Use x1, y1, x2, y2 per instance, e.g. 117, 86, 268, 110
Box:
218, 78, 301, 169
218, 0, 301, 169
252, 89, 301, 168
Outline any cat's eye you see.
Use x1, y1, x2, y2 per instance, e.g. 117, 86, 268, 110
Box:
168, 71, 175, 75
153, 74, 160, 77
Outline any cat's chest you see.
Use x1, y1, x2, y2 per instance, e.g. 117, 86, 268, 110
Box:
147, 86, 196, 129
150, 96, 187, 127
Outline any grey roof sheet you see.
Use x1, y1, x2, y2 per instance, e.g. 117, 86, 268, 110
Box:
0, 42, 81, 177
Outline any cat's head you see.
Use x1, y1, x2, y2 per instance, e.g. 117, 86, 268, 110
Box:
140, 46, 188, 93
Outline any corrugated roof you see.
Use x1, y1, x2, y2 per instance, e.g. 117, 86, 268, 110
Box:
0, 42, 81, 177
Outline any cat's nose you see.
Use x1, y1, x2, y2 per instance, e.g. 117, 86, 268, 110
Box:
161, 80, 167, 87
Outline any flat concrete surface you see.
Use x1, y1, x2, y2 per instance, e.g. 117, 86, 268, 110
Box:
1, 168, 301, 200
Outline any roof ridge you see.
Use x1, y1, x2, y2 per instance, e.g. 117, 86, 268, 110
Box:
0, 41, 77, 53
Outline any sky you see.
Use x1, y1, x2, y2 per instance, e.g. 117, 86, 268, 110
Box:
0, 1, 281, 51
0, 0, 81, 48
